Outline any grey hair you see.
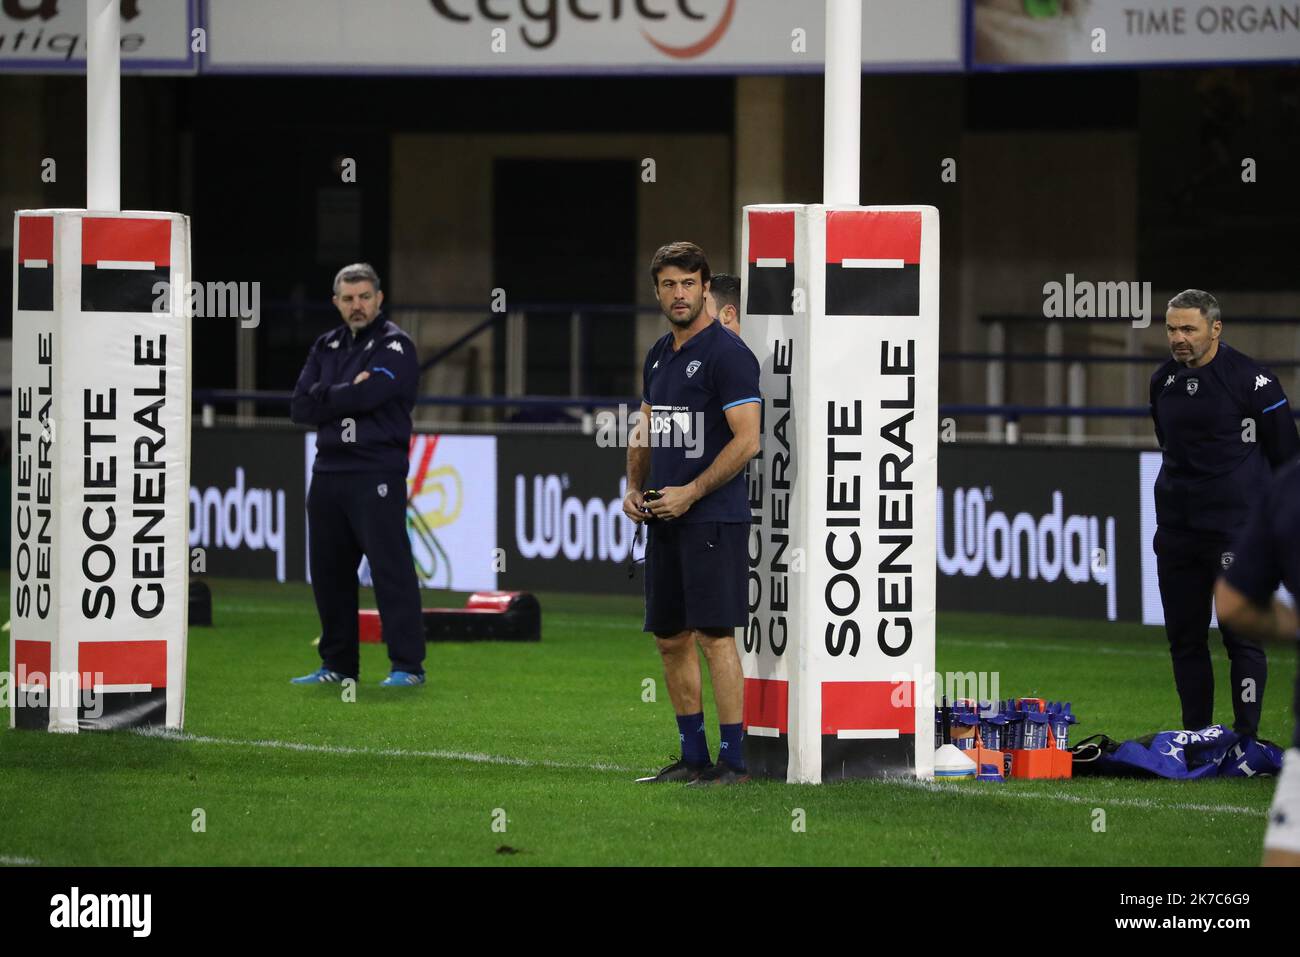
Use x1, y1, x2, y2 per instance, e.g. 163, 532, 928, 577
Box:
333, 262, 381, 295
1167, 288, 1221, 326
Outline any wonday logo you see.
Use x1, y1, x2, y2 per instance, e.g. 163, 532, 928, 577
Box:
189, 468, 287, 582
515, 473, 636, 562
937, 487, 1118, 621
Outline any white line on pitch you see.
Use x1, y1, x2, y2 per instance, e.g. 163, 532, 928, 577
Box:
0, 855, 40, 866
842, 258, 903, 268
889, 776, 1263, 817
756, 258, 787, 268
96, 260, 155, 270
133, 728, 637, 774
130, 729, 1267, 816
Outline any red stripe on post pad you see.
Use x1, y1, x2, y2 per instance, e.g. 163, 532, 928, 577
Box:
78, 641, 167, 689
18, 216, 53, 262
14, 640, 51, 686
747, 210, 795, 264
825, 211, 921, 265
743, 677, 789, 733
82, 218, 171, 267
821, 680, 915, 736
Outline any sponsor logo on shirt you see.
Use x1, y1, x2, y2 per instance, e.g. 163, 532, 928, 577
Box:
593, 404, 704, 459
651, 404, 694, 435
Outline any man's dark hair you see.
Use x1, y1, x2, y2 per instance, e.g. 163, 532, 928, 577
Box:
709, 273, 740, 313
650, 242, 711, 286
1167, 288, 1221, 326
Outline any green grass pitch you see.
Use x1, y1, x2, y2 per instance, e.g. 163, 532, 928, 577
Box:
0, 575, 1292, 866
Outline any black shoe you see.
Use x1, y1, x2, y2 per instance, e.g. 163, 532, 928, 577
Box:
636, 757, 712, 783
686, 762, 751, 787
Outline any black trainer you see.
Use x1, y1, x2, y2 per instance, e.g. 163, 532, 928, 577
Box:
636, 758, 712, 783
686, 762, 751, 787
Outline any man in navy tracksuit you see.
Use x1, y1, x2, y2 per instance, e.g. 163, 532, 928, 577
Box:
1150, 289, 1299, 737
289, 263, 426, 687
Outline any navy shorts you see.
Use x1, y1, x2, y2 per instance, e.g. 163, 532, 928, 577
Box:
643, 520, 749, 635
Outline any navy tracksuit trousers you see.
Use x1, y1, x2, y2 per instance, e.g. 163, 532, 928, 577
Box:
308, 470, 425, 678
1154, 526, 1267, 738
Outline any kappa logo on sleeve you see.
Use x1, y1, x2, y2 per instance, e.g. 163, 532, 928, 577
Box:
1255, 374, 1271, 390
327, 339, 340, 349
387, 340, 404, 354
1164, 374, 1175, 387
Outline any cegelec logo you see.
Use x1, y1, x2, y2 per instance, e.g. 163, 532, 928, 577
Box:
429, 0, 737, 57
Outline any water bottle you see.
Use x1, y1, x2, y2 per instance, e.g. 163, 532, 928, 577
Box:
1002, 699, 1022, 751
1020, 698, 1048, 750
1048, 701, 1076, 750
978, 699, 1005, 751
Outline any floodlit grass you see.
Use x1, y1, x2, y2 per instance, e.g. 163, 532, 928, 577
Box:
0, 577, 1290, 866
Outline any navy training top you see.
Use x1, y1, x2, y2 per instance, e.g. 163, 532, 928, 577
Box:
1150, 342, 1299, 537
290, 315, 419, 474
641, 319, 761, 524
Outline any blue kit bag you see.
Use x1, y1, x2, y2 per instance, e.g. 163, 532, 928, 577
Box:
1071, 724, 1283, 779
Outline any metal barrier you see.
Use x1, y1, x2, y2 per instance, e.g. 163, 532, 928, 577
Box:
976, 313, 1300, 443
176, 390, 1299, 449
7, 303, 1293, 446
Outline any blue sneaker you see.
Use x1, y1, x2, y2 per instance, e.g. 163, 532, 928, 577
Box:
379, 671, 426, 687
290, 667, 347, 685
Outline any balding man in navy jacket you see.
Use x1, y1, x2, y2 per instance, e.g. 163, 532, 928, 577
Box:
290, 263, 426, 688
